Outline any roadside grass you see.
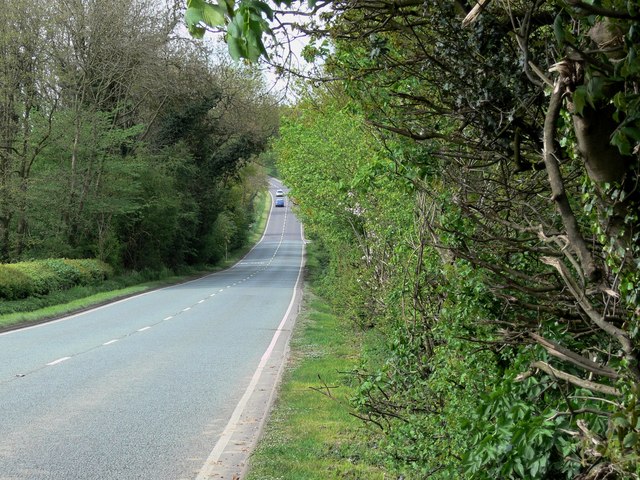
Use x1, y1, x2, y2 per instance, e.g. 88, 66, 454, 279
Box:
0, 284, 146, 329
0, 190, 271, 331
245, 270, 391, 479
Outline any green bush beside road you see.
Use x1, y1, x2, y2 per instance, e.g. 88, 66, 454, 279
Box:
0, 259, 113, 300
0, 189, 271, 330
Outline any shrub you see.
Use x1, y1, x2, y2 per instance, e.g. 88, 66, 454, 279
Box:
0, 266, 33, 300
0, 258, 113, 300
44, 259, 82, 287
16, 261, 60, 295
64, 259, 113, 283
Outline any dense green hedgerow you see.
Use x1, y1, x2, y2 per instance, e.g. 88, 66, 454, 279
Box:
0, 259, 113, 300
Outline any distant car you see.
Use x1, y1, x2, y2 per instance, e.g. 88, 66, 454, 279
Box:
275, 197, 285, 207
275, 189, 284, 197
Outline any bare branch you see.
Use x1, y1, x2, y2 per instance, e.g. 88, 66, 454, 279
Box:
546, 408, 611, 422
565, 0, 640, 20
530, 333, 619, 379
462, 0, 492, 28
541, 255, 640, 380
542, 78, 599, 281
530, 361, 621, 396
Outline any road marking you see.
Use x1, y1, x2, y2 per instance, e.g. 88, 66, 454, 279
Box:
219, 289, 224, 292
196, 234, 305, 479
137, 326, 151, 332
103, 339, 118, 346
164, 316, 173, 321
182, 307, 191, 312
198, 300, 205, 304
209, 294, 215, 297
47, 357, 71, 366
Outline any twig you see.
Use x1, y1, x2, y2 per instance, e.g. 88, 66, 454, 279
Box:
546, 408, 611, 422
565, 0, 640, 20
541, 256, 640, 380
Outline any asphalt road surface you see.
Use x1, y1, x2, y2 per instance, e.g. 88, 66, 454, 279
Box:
0, 180, 304, 479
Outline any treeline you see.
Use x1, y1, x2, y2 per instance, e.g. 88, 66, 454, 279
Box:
0, 0, 277, 271
271, 1, 640, 478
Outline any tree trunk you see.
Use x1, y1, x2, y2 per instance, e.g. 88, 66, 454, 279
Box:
573, 104, 632, 184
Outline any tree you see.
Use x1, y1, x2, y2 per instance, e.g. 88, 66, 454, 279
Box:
0, 0, 278, 272
0, 0, 58, 260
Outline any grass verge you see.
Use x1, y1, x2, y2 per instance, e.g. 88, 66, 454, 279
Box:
245, 246, 392, 480
0, 190, 272, 332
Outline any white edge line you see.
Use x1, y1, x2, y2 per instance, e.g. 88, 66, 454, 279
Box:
47, 356, 71, 366
137, 326, 151, 332
196, 225, 305, 480
103, 339, 118, 346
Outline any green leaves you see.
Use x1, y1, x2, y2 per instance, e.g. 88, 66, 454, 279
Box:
553, 14, 565, 46
184, 0, 272, 61
202, 3, 225, 25
251, 0, 273, 21
463, 375, 582, 480
185, 0, 226, 38
572, 86, 588, 116
623, 431, 638, 448
227, 2, 271, 61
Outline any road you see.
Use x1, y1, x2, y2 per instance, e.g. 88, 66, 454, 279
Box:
0, 180, 304, 479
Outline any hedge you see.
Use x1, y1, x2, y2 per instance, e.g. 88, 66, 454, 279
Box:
0, 258, 113, 300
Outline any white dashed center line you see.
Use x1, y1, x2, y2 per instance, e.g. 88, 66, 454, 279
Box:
47, 357, 71, 366
20, 201, 295, 378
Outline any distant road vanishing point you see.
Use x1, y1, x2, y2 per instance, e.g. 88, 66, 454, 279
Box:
0, 178, 304, 480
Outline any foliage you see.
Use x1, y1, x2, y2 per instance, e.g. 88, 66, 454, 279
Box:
273, 97, 498, 477
0, 258, 112, 300
1, 0, 278, 274
185, 0, 275, 60
272, 74, 639, 479
463, 374, 582, 480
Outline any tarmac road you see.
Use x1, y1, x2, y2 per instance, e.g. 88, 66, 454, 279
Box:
0, 180, 304, 479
